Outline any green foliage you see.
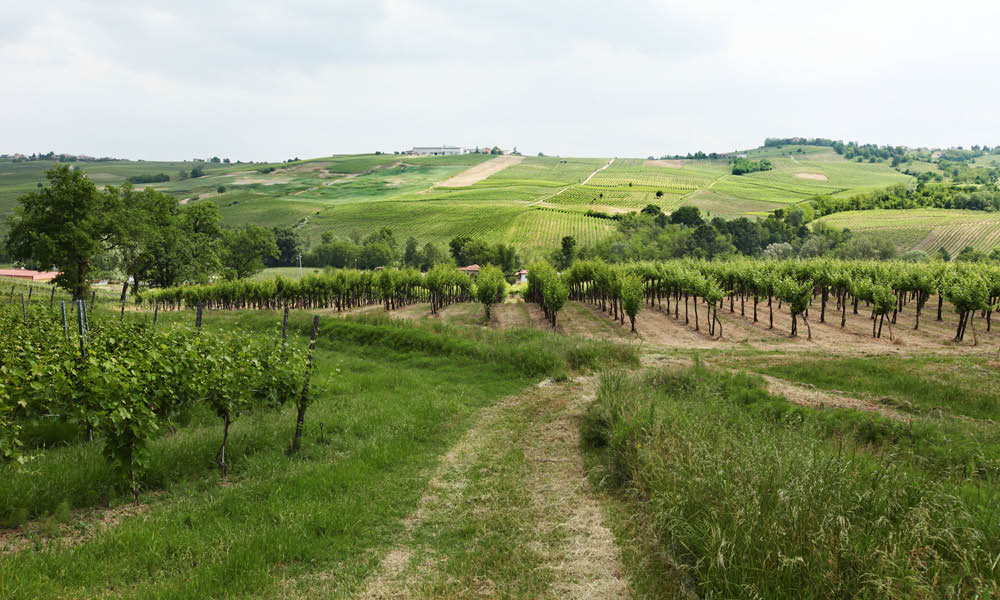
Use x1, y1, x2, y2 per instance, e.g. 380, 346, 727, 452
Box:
475, 264, 506, 319
221, 224, 279, 279
731, 157, 773, 175
0, 304, 308, 495
584, 366, 1000, 597
5, 165, 112, 299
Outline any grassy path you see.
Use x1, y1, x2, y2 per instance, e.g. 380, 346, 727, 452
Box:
351, 377, 628, 599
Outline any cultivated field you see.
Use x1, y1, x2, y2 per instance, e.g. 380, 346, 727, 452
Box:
815, 208, 1000, 255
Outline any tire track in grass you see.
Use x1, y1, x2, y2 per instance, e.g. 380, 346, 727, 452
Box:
355, 378, 629, 599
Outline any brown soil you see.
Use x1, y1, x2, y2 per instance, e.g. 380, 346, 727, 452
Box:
794, 172, 828, 181
437, 155, 524, 187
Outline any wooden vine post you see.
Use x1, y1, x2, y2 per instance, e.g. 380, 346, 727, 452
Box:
61, 301, 68, 339
291, 315, 320, 454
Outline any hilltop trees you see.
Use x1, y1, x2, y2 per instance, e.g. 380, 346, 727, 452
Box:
5, 164, 113, 299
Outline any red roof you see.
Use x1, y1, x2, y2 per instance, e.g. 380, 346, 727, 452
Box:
457, 264, 480, 272
0, 269, 60, 282
514, 269, 528, 275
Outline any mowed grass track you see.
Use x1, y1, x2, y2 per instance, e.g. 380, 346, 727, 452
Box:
814, 208, 1000, 254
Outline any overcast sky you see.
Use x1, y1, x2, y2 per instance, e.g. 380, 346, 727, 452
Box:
3, 0, 999, 161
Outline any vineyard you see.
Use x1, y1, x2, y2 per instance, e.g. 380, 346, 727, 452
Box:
815, 208, 1000, 255
0, 301, 311, 499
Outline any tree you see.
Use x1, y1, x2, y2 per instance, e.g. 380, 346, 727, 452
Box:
936, 247, 952, 262
475, 264, 506, 320
419, 243, 447, 271
190, 165, 205, 178
641, 204, 663, 216
403, 237, 420, 267
220, 225, 278, 279
560, 236, 577, 269
105, 184, 180, 297
267, 227, 302, 267
6, 165, 113, 299
669, 206, 704, 227
620, 273, 643, 332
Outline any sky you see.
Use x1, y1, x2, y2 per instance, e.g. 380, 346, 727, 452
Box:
3, 0, 999, 162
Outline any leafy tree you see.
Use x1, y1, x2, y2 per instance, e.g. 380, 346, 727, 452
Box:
403, 237, 420, 267
936, 247, 951, 262
358, 242, 394, 269
267, 226, 302, 267
620, 273, 643, 332
641, 204, 663, 216
763, 242, 795, 259
475, 264, 506, 319
6, 165, 114, 299
669, 206, 704, 227
105, 184, 180, 297
220, 224, 278, 279
419, 242, 448, 271
190, 165, 205, 178
686, 224, 734, 259
834, 237, 896, 260
559, 235, 576, 269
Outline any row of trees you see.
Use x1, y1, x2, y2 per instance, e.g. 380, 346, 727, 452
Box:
811, 183, 1000, 217
568, 258, 1000, 342
4, 166, 283, 300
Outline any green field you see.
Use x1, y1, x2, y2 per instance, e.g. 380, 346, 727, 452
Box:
1, 144, 992, 256
814, 208, 1000, 255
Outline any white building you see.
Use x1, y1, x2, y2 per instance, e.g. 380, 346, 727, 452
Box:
410, 146, 462, 156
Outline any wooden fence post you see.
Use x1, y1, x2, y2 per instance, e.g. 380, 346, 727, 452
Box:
196, 304, 204, 333
50, 285, 56, 306
61, 301, 68, 339
153, 300, 159, 328
20, 293, 27, 324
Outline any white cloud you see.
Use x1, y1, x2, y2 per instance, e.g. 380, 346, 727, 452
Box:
1, 0, 998, 160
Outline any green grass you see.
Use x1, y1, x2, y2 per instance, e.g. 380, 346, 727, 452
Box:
583, 365, 1000, 598
760, 355, 1000, 420
0, 307, 637, 599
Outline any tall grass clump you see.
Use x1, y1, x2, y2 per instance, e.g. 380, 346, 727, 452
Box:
583, 365, 1000, 598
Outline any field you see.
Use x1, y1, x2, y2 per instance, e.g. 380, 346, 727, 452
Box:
5, 252, 1000, 598
814, 208, 1000, 255
0, 145, 930, 254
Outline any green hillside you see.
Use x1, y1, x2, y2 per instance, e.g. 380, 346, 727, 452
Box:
2, 144, 997, 256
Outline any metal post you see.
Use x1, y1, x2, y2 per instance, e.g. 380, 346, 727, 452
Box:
20, 293, 27, 324
50, 285, 56, 306
82, 299, 89, 331
282, 305, 289, 347
153, 300, 159, 328
61, 301, 68, 339
90, 290, 96, 311
196, 304, 204, 333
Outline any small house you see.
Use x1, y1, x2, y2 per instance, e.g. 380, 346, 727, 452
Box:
457, 264, 480, 279
514, 269, 528, 284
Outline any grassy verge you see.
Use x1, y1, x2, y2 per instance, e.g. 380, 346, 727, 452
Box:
0, 308, 636, 598
760, 355, 1000, 420
582, 364, 1000, 598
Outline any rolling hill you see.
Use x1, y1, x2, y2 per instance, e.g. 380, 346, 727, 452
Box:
1, 143, 998, 257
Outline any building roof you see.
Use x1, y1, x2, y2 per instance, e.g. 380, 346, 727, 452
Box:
457, 264, 481, 272
514, 269, 528, 275
0, 268, 61, 282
